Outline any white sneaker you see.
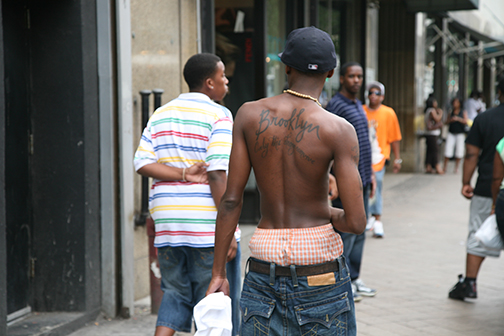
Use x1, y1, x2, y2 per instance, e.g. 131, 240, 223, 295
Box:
372, 220, 384, 238
353, 279, 377, 297
366, 216, 376, 231
351, 283, 363, 302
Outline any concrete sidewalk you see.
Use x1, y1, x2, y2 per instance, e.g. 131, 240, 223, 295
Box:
67, 171, 504, 336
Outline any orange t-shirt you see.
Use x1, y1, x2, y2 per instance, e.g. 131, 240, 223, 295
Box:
363, 104, 402, 172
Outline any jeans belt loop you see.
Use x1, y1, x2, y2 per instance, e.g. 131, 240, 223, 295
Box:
337, 255, 345, 281
290, 265, 298, 287
269, 263, 275, 285
245, 258, 251, 275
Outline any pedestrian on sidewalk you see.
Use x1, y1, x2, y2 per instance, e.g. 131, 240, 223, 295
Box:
134, 53, 241, 336
363, 81, 403, 238
423, 95, 444, 174
206, 27, 366, 335
443, 97, 468, 174
325, 62, 377, 301
449, 79, 504, 301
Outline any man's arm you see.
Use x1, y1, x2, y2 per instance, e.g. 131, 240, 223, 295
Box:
208, 169, 238, 262
207, 106, 252, 296
391, 141, 401, 173
330, 122, 367, 234
462, 143, 479, 199
137, 162, 209, 183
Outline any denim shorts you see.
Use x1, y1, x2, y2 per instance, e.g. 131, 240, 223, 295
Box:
239, 257, 356, 336
156, 246, 214, 332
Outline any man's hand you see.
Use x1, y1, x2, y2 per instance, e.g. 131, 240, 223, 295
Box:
186, 162, 209, 183
462, 184, 474, 199
227, 238, 237, 262
206, 276, 230, 297
393, 161, 401, 174
328, 174, 338, 200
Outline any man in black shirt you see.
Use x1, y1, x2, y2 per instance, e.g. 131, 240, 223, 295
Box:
449, 79, 504, 300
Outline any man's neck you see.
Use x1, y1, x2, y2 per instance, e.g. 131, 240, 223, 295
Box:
340, 89, 357, 102
367, 103, 381, 110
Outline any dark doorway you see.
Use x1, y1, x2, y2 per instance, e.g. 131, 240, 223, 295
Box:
3, 0, 33, 319
3, 0, 102, 319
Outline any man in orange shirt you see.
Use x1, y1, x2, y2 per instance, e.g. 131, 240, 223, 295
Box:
363, 81, 402, 238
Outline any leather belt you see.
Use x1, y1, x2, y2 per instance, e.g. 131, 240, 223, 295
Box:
249, 258, 339, 277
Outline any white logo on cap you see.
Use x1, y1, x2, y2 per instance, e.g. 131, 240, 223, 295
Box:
308, 64, 318, 70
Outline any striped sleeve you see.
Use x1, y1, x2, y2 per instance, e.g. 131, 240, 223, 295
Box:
134, 120, 157, 171
206, 108, 233, 172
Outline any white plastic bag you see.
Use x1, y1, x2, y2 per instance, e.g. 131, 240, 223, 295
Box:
474, 214, 504, 251
193, 292, 232, 336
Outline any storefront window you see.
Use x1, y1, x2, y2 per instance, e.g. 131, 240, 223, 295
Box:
318, 0, 343, 106
215, 0, 255, 115
266, 0, 286, 97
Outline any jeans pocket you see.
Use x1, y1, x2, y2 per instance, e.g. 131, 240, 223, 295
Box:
193, 248, 214, 270
239, 292, 275, 336
157, 247, 179, 272
295, 291, 351, 336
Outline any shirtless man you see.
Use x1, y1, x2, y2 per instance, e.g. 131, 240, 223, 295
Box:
206, 27, 366, 335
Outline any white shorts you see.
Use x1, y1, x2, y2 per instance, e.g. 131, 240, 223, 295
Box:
444, 132, 465, 159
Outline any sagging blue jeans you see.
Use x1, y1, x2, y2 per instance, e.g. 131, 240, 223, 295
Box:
239, 257, 356, 336
369, 166, 385, 216
157, 243, 241, 334
333, 184, 370, 280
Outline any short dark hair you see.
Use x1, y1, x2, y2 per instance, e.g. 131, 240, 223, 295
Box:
183, 53, 221, 90
469, 90, 479, 98
451, 96, 463, 108
425, 94, 437, 114
340, 62, 361, 77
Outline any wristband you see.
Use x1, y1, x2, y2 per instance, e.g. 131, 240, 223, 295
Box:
182, 167, 187, 182
394, 159, 402, 164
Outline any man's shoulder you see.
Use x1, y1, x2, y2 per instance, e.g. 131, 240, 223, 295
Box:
326, 93, 355, 114
475, 104, 503, 123
376, 104, 395, 114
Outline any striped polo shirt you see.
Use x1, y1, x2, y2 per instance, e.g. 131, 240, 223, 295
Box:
134, 92, 235, 248
326, 92, 372, 187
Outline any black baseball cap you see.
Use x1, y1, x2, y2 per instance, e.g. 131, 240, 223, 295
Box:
280, 26, 337, 73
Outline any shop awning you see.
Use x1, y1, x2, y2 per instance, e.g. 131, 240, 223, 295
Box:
404, 0, 479, 12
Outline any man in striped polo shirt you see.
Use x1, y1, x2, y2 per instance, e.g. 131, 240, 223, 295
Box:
325, 62, 377, 301
134, 53, 240, 336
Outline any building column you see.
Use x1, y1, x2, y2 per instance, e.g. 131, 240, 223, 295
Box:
489, 57, 497, 107
116, 0, 135, 317
477, 40, 484, 92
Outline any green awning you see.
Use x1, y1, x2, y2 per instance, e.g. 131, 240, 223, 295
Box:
404, 0, 479, 12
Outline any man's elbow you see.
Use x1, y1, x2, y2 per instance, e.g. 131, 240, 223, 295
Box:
220, 196, 242, 213
348, 216, 366, 234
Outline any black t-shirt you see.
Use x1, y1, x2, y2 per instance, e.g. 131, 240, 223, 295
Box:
465, 104, 504, 197
448, 110, 466, 134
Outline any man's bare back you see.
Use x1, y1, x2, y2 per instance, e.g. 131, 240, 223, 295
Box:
236, 92, 364, 230
207, 27, 366, 303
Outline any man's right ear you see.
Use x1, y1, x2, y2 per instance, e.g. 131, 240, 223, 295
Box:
285, 65, 291, 75
327, 69, 335, 79
205, 77, 214, 90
